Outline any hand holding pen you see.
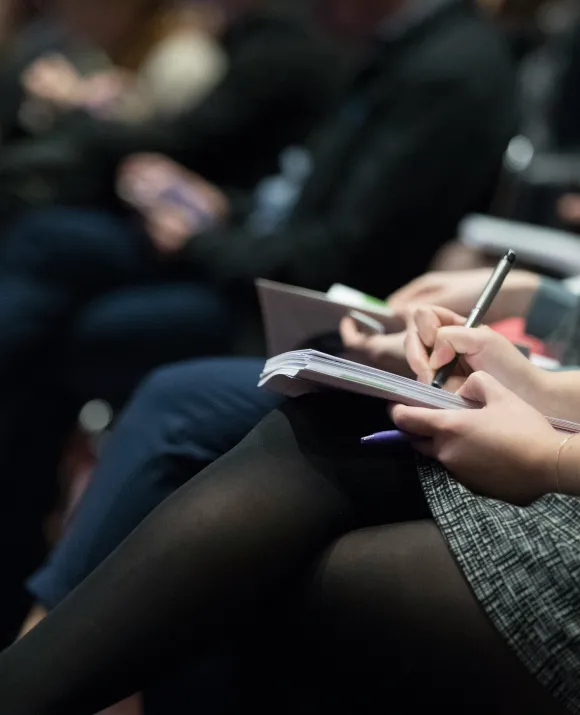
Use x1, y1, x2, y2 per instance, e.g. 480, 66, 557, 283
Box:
431, 250, 516, 388
362, 251, 533, 445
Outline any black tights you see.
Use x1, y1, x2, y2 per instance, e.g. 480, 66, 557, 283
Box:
0, 394, 562, 715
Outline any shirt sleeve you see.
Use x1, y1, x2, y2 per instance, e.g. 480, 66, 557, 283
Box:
525, 277, 579, 339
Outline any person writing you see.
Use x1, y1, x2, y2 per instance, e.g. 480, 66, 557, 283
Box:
20, 265, 580, 643
1, 298, 579, 713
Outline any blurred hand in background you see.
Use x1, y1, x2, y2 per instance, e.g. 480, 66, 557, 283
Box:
117, 153, 229, 254
23, 53, 134, 118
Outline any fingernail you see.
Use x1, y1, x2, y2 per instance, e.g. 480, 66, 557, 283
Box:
429, 341, 453, 369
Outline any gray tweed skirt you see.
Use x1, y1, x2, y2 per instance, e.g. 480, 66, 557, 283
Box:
419, 459, 580, 714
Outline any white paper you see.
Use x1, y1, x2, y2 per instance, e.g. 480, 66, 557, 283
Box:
260, 350, 580, 434
460, 214, 580, 277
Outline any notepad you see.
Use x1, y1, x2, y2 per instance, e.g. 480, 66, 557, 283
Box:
256, 279, 400, 357
259, 350, 580, 434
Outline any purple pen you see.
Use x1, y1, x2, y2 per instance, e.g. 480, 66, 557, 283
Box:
361, 430, 420, 445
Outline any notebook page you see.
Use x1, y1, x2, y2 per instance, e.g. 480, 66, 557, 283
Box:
260, 351, 580, 434
262, 351, 472, 410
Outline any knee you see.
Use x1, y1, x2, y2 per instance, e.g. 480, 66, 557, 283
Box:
127, 358, 248, 422
3, 208, 130, 263
130, 361, 203, 416
1, 209, 95, 268
310, 530, 376, 615
4, 208, 82, 245
310, 522, 444, 619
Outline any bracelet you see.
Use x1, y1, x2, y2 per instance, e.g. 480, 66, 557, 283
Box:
556, 434, 580, 494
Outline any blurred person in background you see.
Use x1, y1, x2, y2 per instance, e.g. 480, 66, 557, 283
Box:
0, 0, 344, 648
22, 265, 571, 651
427, 0, 580, 268
0, 0, 230, 148
18, 0, 229, 124
0, 0, 516, 399
2, 273, 580, 713
0, 0, 343, 213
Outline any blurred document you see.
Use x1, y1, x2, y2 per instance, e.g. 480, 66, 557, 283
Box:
460, 214, 580, 277
256, 279, 399, 357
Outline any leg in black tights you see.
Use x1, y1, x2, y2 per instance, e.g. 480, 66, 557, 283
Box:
300, 524, 565, 714
0, 394, 562, 715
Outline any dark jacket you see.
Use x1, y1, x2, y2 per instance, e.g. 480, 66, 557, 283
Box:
0, 12, 345, 215
60, 13, 347, 191
184, 1, 518, 297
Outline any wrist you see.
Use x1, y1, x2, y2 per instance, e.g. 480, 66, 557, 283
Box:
527, 367, 560, 416
555, 433, 580, 496
530, 430, 565, 500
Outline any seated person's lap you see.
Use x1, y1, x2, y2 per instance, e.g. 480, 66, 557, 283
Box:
28, 357, 281, 609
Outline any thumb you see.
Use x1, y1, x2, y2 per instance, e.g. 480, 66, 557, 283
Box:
339, 316, 368, 350
429, 325, 494, 372
457, 371, 507, 405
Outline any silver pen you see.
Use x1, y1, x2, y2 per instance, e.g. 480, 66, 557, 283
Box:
432, 249, 517, 389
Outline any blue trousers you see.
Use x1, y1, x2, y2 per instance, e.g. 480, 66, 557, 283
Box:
28, 358, 280, 608
0, 208, 234, 385
0, 208, 234, 644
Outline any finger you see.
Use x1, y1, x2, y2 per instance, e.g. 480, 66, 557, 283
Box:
429, 325, 498, 371
558, 194, 580, 224
404, 328, 433, 384
403, 305, 458, 381
428, 336, 456, 372
412, 305, 444, 349
407, 305, 464, 351
416, 305, 465, 336
456, 371, 507, 405
150, 206, 194, 253
339, 316, 368, 350
391, 404, 446, 438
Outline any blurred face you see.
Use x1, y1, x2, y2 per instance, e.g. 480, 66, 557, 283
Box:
316, 0, 405, 38
54, 0, 157, 50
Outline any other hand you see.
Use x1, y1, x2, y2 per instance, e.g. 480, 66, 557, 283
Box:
339, 317, 412, 377
117, 154, 229, 253
558, 193, 580, 227
78, 69, 133, 117
388, 269, 539, 322
391, 372, 561, 505
22, 54, 83, 110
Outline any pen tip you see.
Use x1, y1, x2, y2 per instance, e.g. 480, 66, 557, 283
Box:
506, 249, 516, 264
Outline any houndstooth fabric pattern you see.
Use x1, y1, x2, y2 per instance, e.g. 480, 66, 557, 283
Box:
418, 458, 580, 714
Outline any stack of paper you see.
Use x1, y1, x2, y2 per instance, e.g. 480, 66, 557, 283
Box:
259, 350, 580, 434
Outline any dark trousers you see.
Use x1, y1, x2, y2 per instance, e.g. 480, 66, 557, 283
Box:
28, 358, 277, 609
0, 207, 232, 377
0, 208, 234, 645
